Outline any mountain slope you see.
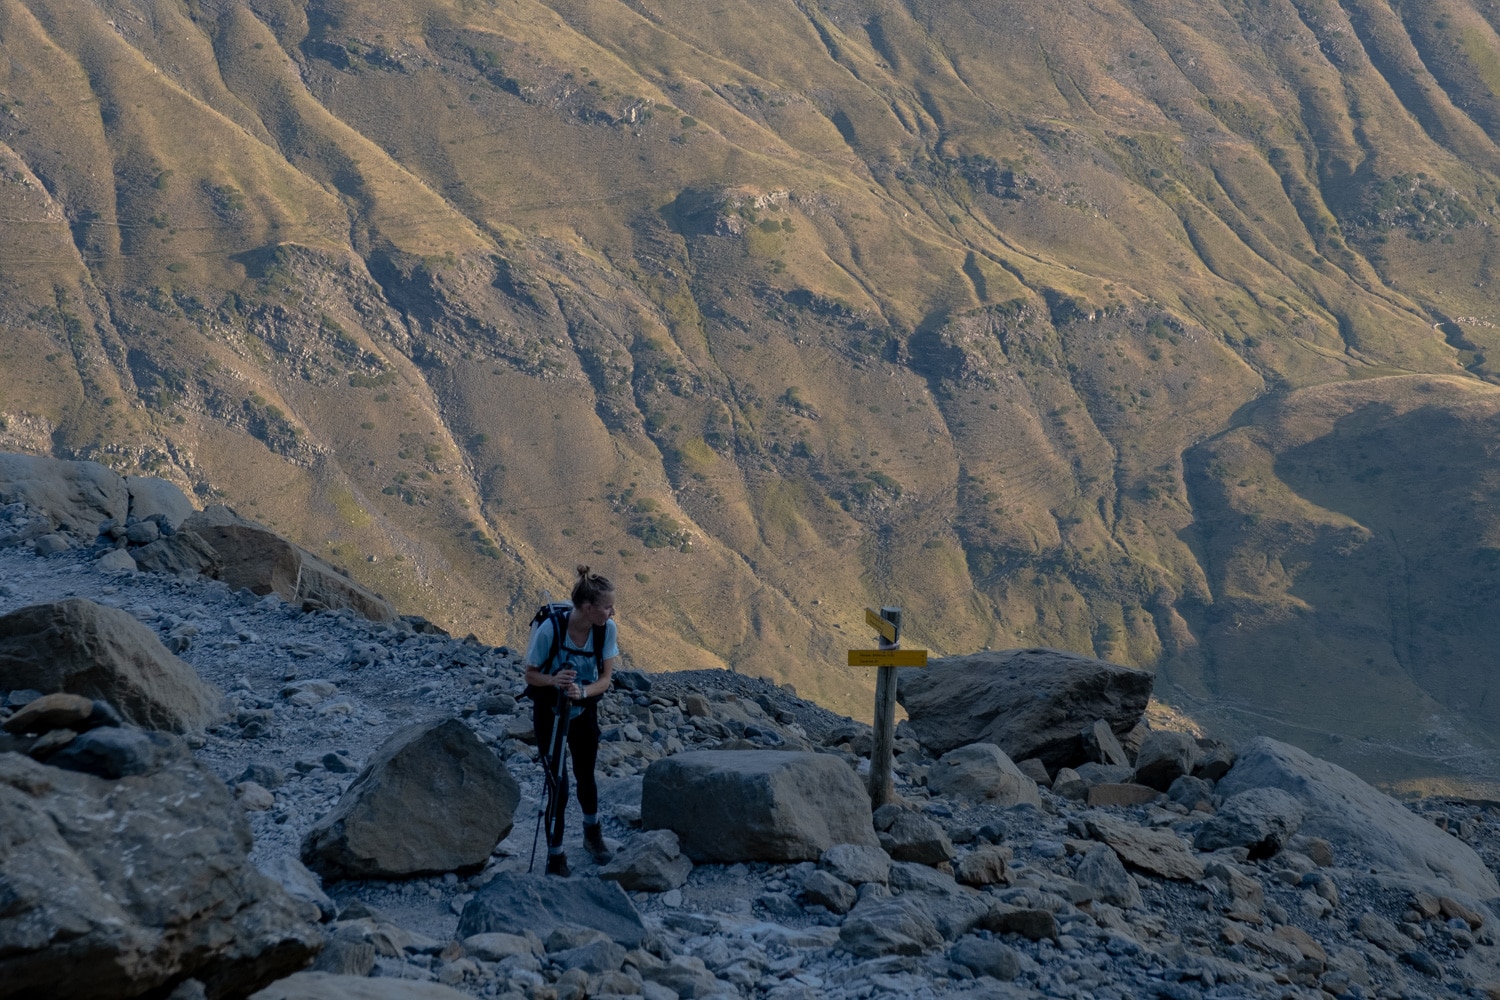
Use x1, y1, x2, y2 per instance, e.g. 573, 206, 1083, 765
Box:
2, 0, 1500, 784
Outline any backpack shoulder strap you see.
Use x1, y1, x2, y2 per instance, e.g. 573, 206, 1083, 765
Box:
591, 623, 607, 672
542, 608, 570, 673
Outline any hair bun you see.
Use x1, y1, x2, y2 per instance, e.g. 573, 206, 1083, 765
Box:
576, 564, 591, 578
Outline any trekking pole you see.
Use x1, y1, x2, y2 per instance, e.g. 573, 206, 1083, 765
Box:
528, 691, 573, 872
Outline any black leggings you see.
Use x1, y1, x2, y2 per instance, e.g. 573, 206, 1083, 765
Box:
533, 698, 600, 850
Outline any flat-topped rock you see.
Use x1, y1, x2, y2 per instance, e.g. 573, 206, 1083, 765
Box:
642, 750, 878, 862
896, 648, 1152, 768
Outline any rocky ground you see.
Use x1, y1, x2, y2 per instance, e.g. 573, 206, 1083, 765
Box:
6, 532, 1500, 1000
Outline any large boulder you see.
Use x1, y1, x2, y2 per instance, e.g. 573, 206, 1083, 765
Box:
0, 453, 127, 535
302, 719, 520, 879
896, 648, 1153, 768
0, 598, 222, 732
124, 475, 195, 529
926, 743, 1042, 807
0, 745, 321, 999
641, 750, 879, 862
456, 873, 648, 947
177, 507, 397, 622
1217, 737, 1500, 898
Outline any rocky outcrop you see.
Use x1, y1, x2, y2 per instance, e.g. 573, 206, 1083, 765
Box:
0, 745, 320, 999
1217, 737, 1500, 897
0, 598, 222, 732
302, 719, 520, 879
179, 507, 398, 621
0, 453, 128, 535
896, 648, 1153, 768
641, 749, 879, 862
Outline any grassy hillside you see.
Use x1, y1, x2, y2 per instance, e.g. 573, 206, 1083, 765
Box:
2, 0, 1500, 785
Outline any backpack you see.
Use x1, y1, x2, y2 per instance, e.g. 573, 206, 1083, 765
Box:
525, 602, 606, 703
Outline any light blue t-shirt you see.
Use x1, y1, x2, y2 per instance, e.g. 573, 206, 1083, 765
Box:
525, 615, 620, 688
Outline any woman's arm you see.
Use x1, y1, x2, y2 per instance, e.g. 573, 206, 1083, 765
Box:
579, 655, 618, 698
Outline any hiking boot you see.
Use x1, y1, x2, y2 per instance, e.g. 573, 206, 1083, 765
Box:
583, 824, 614, 864
545, 852, 571, 877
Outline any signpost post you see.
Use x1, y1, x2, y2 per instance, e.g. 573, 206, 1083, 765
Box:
848, 606, 928, 807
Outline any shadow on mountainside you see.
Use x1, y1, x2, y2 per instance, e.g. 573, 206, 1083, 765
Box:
1175, 390, 1500, 787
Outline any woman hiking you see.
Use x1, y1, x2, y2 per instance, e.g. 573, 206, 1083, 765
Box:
523, 565, 619, 876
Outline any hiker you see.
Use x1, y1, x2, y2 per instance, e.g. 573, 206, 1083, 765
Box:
524, 565, 620, 876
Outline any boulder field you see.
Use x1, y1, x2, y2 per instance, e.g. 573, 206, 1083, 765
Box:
3, 455, 1500, 999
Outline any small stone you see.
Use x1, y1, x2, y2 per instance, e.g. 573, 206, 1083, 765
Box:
321, 751, 358, 773
235, 781, 276, 811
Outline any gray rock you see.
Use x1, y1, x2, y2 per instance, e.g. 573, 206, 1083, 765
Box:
1217, 737, 1500, 897
311, 933, 376, 976
641, 750, 878, 862
181, 506, 397, 622
0, 598, 222, 732
1193, 786, 1304, 858
33, 533, 71, 556
800, 869, 857, 913
96, 547, 139, 573
0, 454, 128, 534
839, 896, 944, 956
887, 861, 991, 939
948, 936, 1021, 980
1193, 739, 1236, 781
248, 972, 473, 998
302, 718, 520, 879
1074, 845, 1142, 908
1052, 767, 1088, 800
820, 843, 891, 886
125, 475, 195, 529
598, 829, 692, 892
1081, 719, 1131, 768
1074, 762, 1134, 786
638, 955, 722, 998
2, 691, 96, 735
48, 725, 171, 779
1356, 910, 1410, 953
1086, 815, 1205, 880
551, 937, 626, 975
132, 531, 221, 578
879, 810, 956, 865
954, 844, 1012, 887
896, 648, 1153, 768
1167, 774, 1214, 811
460, 932, 539, 961
1132, 730, 1199, 791
258, 854, 335, 921
926, 742, 1042, 807
457, 873, 648, 947
125, 520, 161, 545
0, 749, 320, 998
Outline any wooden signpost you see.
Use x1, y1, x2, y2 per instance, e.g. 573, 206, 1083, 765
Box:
849, 606, 927, 807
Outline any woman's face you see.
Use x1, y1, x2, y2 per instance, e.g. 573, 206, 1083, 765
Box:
578, 592, 615, 626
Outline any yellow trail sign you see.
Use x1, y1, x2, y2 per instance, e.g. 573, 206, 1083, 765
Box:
848, 649, 928, 668
864, 608, 899, 643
